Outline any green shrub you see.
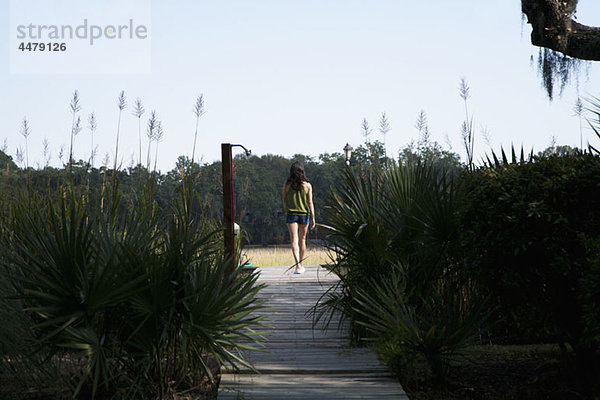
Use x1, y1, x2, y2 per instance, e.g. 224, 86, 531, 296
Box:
354, 265, 487, 383
317, 162, 485, 381
460, 151, 600, 378
0, 182, 265, 399
581, 237, 600, 349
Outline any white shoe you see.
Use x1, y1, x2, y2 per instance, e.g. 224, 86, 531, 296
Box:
293, 266, 305, 274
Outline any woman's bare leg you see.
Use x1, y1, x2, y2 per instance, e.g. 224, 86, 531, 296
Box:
287, 222, 301, 270
298, 223, 309, 267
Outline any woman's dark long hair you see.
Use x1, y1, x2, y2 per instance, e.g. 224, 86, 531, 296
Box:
286, 161, 309, 191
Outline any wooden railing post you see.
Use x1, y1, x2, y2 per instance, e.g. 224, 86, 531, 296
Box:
221, 143, 235, 271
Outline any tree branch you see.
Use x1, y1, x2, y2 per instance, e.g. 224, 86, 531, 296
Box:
522, 0, 600, 61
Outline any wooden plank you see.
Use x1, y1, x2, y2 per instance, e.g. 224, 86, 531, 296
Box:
219, 374, 408, 400
218, 265, 406, 399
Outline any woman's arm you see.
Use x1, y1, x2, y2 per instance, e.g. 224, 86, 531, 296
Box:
306, 182, 316, 229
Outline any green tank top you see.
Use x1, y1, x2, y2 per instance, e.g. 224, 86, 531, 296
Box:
285, 185, 309, 215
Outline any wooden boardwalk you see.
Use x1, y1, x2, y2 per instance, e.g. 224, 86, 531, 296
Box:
218, 265, 407, 399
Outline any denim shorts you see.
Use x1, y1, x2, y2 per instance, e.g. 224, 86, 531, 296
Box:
286, 214, 310, 225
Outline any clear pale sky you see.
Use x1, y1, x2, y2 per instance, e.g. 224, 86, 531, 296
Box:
1, 0, 599, 172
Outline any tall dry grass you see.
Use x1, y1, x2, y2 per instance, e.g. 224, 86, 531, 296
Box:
243, 246, 331, 267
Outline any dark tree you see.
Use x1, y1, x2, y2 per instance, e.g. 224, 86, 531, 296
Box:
522, 0, 600, 61
522, 0, 599, 98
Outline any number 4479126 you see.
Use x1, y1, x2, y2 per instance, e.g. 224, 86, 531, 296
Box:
19, 42, 66, 51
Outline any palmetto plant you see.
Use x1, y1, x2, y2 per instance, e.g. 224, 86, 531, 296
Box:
317, 163, 459, 315
316, 161, 486, 381
354, 264, 487, 383
483, 144, 533, 168
588, 95, 600, 154
1, 179, 265, 399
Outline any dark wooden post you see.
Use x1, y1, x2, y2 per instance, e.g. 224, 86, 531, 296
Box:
221, 143, 235, 270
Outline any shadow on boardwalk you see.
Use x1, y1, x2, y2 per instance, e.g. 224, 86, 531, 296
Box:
218, 265, 407, 399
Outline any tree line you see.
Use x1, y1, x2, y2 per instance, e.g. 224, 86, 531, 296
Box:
0, 137, 462, 246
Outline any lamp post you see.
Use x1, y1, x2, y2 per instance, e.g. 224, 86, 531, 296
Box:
343, 143, 353, 166
221, 143, 251, 271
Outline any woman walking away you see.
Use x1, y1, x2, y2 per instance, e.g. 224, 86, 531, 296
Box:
283, 161, 316, 274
